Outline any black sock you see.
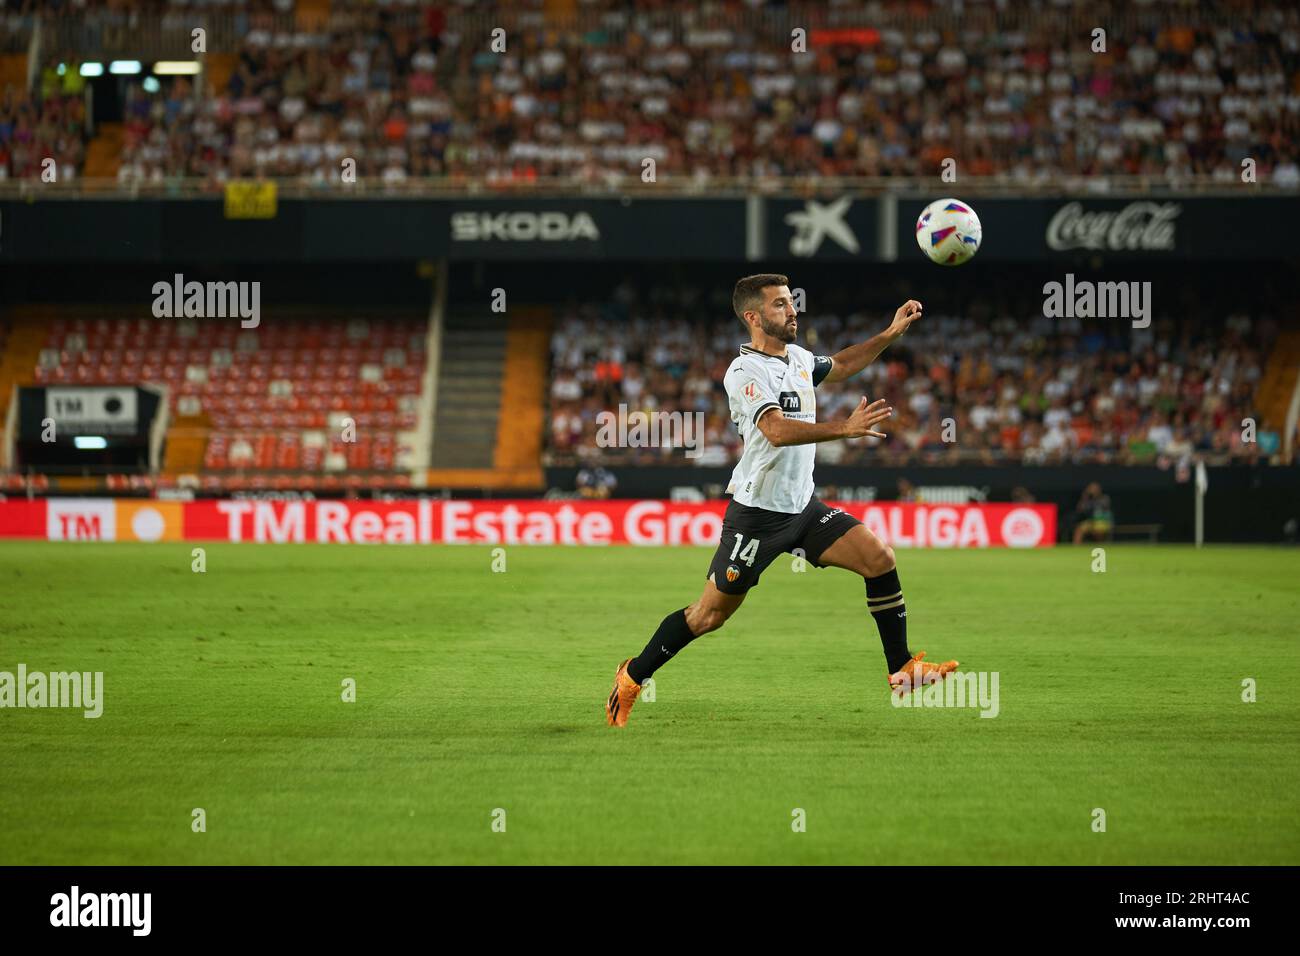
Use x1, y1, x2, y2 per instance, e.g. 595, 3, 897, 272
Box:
865, 568, 912, 672
627, 608, 697, 684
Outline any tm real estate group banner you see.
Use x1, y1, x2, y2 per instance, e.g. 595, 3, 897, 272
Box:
0, 499, 1056, 548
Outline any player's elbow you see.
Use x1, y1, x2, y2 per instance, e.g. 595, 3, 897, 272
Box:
758, 417, 787, 446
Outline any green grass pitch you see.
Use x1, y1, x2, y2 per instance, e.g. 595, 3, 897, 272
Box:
1, 541, 1297, 865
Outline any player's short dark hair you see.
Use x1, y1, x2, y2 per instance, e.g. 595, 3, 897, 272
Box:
732, 273, 789, 323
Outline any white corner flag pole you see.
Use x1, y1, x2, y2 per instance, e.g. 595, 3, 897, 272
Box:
1194, 460, 1208, 549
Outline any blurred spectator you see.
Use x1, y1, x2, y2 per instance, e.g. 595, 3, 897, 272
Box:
577, 465, 617, 499
1073, 482, 1115, 544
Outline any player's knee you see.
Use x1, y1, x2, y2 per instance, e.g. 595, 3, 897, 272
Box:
868, 544, 896, 577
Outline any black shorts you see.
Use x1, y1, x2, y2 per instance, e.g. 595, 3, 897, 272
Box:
706, 496, 863, 594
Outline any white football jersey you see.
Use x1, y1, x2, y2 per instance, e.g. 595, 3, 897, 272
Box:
723, 343, 834, 514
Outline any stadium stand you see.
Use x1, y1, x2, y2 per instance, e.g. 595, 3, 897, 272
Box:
0, 1, 1297, 499
4, 0, 1300, 188
3, 304, 429, 492
1, 264, 1295, 493
0, 62, 88, 182
541, 278, 1287, 468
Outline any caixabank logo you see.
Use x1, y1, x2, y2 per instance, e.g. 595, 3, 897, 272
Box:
783, 196, 859, 257
769, 196, 879, 259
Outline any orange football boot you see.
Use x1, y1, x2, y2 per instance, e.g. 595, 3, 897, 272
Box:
605, 659, 642, 727
887, 651, 959, 698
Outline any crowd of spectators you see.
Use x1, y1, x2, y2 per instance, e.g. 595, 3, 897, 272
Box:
6, 0, 1300, 187
544, 276, 1283, 469
0, 60, 87, 181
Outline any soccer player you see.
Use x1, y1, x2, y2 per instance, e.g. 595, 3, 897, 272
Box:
606, 274, 958, 727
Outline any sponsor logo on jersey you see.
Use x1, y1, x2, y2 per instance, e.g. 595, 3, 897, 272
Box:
819, 508, 844, 523
779, 391, 801, 411
726, 564, 741, 583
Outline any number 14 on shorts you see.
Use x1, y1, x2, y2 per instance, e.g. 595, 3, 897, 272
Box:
730, 534, 760, 566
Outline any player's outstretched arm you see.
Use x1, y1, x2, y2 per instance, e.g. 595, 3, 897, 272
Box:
756, 397, 893, 447
821, 299, 923, 384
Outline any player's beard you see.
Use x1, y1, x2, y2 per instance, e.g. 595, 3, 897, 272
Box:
760, 314, 797, 344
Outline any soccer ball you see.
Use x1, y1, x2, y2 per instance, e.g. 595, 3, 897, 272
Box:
915, 198, 982, 266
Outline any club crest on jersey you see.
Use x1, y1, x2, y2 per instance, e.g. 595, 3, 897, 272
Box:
726, 565, 741, 583
798, 368, 810, 382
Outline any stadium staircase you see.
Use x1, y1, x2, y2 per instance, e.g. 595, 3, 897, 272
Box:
427, 307, 550, 490
83, 123, 123, 180
203, 55, 237, 98
0, 311, 44, 470
431, 309, 505, 470
1257, 328, 1300, 462
0, 54, 27, 92
295, 0, 332, 30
